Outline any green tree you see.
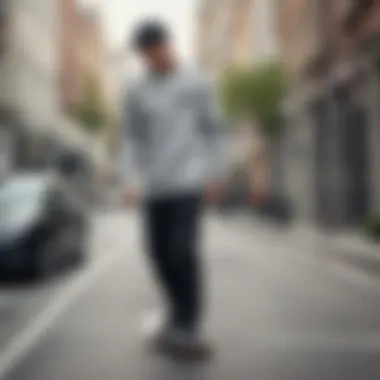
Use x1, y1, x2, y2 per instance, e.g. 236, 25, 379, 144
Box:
220, 61, 287, 136
75, 74, 109, 134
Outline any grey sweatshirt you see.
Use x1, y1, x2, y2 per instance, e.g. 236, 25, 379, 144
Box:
119, 68, 229, 199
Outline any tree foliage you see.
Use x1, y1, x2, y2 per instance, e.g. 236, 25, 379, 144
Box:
75, 74, 109, 134
220, 61, 287, 135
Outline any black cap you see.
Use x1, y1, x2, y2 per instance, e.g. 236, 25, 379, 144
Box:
132, 19, 169, 51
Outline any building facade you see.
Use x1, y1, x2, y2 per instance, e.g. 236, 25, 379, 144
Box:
75, 7, 118, 180
197, 0, 234, 76
0, 0, 110, 187
228, 0, 255, 68
0, 0, 60, 176
275, 0, 323, 222
197, 0, 280, 194
2, 0, 60, 128
279, 0, 380, 228
58, 0, 82, 113
251, 0, 278, 65
77, 8, 107, 88
198, 0, 279, 75
197, 0, 256, 76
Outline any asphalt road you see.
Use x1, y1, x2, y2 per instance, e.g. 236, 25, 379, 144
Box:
1, 211, 380, 380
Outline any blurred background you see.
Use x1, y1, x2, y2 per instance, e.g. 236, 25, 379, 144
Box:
0, 0, 380, 379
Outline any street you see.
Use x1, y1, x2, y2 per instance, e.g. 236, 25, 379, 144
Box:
1, 211, 380, 380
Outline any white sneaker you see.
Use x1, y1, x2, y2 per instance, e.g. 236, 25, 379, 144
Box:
161, 328, 214, 362
140, 309, 167, 338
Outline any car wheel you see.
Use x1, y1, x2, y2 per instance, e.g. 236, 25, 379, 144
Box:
70, 223, 88, 267
28, 240, 56, 280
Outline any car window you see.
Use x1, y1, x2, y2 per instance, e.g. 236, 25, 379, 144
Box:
0, 176, 47, 208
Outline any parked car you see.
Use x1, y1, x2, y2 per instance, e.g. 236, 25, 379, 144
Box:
0, 172, 89, 279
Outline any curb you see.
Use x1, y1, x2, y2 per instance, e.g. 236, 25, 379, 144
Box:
324, 235, 380, 275
290, 223, 380, 275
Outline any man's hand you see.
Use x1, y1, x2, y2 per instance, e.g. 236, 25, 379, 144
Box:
121, 187, 141, 207
250, 187, 269, 205
204, 183, 226, 204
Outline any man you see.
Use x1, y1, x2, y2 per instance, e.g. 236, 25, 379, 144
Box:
120, 19, 228, 360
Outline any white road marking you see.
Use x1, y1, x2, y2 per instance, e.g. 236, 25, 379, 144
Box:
0, 242, 126, 380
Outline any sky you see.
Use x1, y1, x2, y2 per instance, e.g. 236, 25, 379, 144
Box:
81, 0, 198, 63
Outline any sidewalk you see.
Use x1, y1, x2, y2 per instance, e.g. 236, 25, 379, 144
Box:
225, 210, 380, 274
290, 222, 380, 274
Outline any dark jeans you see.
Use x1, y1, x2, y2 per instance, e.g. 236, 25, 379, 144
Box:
144, 192, 203, 333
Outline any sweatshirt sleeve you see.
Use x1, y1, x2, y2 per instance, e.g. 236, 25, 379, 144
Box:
118, 87, 143, 188
198, 77, 230, 183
